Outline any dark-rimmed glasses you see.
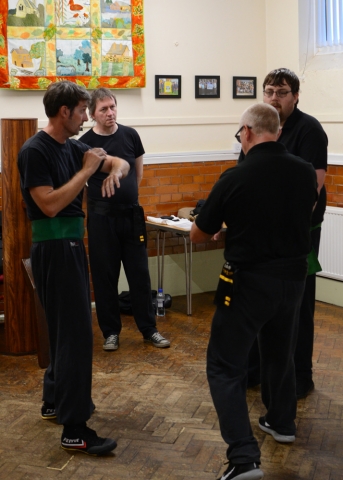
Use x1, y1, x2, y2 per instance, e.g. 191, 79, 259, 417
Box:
263, 89, 292, 98
235, 125, 252, 143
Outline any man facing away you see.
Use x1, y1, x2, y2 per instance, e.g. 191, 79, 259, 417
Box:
243, 68, 328, 399
79, 88, 170, 351
190, 103, 318, 480
18, 81, 129, 455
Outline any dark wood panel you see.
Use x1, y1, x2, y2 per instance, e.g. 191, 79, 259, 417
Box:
1, 118, 37, 354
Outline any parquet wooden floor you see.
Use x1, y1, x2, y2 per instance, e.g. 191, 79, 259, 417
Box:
0, 293, 343, 479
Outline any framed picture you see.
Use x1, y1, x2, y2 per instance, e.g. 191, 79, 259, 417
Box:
233, 76, 257, 99
0, 0, 145, 90
195, 76, 220, 98
155, 75, 181, 98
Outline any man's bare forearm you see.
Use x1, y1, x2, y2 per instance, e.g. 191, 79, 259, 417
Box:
101, 156, 130, 197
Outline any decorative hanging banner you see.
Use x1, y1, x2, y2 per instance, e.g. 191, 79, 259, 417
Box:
0, 0, 145, 90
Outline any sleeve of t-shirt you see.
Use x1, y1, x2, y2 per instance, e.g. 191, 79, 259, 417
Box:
195, 181, 226, 235
74, 138, 91, 153
297, 128, 328, 171
131, 128, 145, 158
20, 147, 54, 190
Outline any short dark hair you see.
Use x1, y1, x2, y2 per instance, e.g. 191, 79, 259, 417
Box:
88, 87, 117, 117
263, 68, 300, 95
43, 81, 90, 118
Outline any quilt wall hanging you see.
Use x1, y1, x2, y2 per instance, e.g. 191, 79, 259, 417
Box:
0, 0, 145, 90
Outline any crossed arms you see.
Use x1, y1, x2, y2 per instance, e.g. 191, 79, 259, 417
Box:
29, 148, 130, 218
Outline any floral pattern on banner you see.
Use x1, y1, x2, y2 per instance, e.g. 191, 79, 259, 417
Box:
0, 0, 145, 90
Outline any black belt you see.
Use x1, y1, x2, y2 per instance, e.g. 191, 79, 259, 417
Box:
87, 198, 147, 245
226, 256, 308, 281
88, 198, 135, 216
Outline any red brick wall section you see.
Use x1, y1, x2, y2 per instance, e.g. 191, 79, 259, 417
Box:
325, 165, 343, 207
0, 161, 342, 310
141, 160, 236, 257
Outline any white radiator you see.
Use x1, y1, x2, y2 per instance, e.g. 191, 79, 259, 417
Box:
317, 206, 343, 282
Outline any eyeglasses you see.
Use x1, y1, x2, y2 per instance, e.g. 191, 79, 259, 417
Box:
234, 125, 252, 143
263, 89, 292, 98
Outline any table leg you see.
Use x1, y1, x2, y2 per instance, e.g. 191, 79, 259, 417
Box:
157, 232, 160, 289
189, 239, 192, 315
156, 231, 166, 291
156, 228, 192, 315
161, 232, 165, 290
182, 235, 192, 315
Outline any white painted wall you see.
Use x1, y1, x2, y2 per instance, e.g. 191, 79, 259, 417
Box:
265, 0, 300, 74
3, 1, 343, 153
0, 0, 267, 153
118, 249, 224, 297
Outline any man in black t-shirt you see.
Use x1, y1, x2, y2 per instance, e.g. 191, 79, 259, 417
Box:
191, 103, 317, 480
18, 81, 129, 456
79, 88, 170, 352
240, 68, 328, 400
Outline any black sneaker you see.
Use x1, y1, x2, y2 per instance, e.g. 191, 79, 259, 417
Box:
41, 402, 56, 420
61, 425, 117, 456
103, 334, 119, 351
296, 378, 314, 399
144, 332, 170, 348
217, 461, 263, 480
259, 416, 295, 443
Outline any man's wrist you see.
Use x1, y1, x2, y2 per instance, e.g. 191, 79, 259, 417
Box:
109, 167, 122, 177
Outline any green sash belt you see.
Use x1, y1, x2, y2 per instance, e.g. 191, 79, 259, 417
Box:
31, 217, 84, 242
307, 223, 322, 276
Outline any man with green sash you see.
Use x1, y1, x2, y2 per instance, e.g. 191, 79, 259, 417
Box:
18, 81, 129, 455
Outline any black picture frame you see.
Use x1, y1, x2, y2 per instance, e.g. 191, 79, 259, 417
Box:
155, 75, 181, 98
195, 75, 220, 98
232, 76, 257, 99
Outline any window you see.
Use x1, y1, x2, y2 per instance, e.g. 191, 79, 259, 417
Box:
316, 0, 343, 51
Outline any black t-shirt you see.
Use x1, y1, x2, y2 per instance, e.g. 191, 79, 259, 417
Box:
238, 107, 328, 226
18, 131, 90, 221
79, 124, 145, 205
196, 142, 318, 276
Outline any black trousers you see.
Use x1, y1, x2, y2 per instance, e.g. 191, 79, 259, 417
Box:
87, 210, 157, 339
31, 239, 94, 426
207, 271, 304, 464
248, 227, 322, 384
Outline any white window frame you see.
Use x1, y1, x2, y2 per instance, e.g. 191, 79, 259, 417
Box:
316, 0, 343, 53
299, 0, 343, 71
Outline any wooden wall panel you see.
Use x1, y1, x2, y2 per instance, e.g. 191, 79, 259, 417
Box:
1, 118, 37, 354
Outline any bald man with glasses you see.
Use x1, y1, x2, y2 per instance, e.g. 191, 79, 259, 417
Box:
239, 68, 328, 400
191, 103, 318, 480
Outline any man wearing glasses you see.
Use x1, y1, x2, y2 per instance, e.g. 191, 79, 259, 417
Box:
191, 103, 317, 480
241, 68, 328, 400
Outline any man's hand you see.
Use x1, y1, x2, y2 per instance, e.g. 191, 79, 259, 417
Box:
102, 169, 122, 197
212, 231, 222, 241
101, 156, 130, 197
83, 148, 107, 175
